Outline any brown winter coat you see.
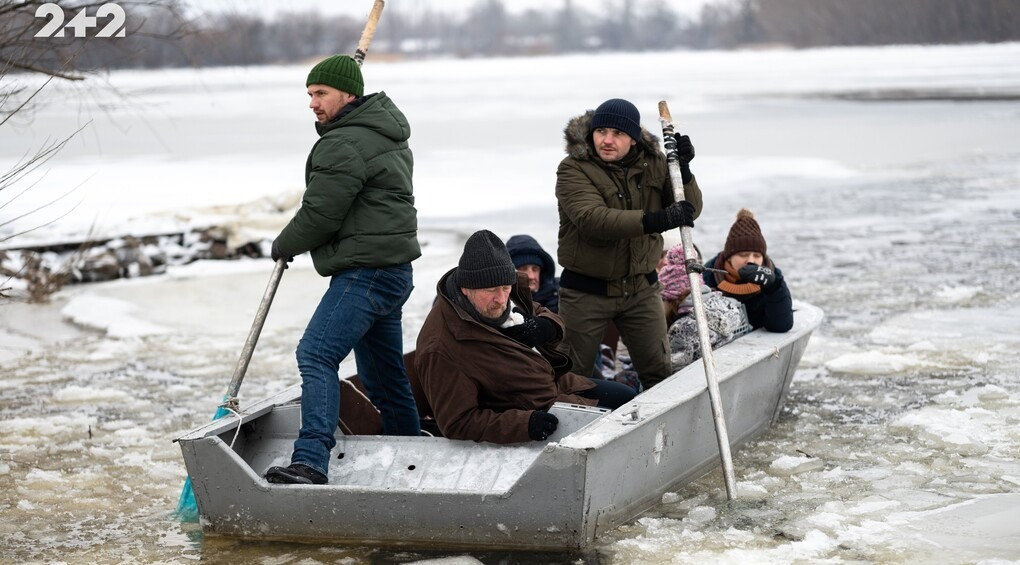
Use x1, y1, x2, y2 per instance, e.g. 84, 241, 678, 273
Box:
414, 269, 597, 444
555, 111, 704, 281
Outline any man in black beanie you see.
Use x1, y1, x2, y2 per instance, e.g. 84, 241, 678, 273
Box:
555, 98, 704, 390
413, 230, 636, 444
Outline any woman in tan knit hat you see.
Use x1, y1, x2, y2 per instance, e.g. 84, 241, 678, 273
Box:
703, 209, 793, 333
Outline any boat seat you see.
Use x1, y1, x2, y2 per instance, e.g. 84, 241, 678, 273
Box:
337, 376, 382, 435
546, 402, 611, 442
339, 351, 436, 436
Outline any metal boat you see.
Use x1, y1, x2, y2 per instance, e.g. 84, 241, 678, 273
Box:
176, 301, 823, 549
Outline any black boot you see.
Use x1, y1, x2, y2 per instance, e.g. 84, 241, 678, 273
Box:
265, 463, 327, 485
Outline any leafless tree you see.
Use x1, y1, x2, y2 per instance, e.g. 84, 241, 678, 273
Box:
0, 0, 189, 302
463, 0, 508, 57
749, 0, 1020, 48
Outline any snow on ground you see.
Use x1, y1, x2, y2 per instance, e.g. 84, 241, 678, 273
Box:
4, 43, 1020, 244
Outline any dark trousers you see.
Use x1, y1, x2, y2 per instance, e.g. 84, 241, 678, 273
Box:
577, 378, 637, 409
559, 280, 672, 389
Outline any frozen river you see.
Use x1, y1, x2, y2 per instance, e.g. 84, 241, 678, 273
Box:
2, 44, 1020, 563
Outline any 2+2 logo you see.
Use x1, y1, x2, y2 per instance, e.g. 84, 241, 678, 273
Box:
34, 3, 127, 38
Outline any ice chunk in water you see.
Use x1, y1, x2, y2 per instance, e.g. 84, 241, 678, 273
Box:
770, 455, 824, 476
826, 350, 931, 375
890, 408, 990, 456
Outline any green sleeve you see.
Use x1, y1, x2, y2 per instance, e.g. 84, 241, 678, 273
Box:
276, 136, 367, 256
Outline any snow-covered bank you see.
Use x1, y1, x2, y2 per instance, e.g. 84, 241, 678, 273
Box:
4, 43, 1020, 247
0, 224, 471, 363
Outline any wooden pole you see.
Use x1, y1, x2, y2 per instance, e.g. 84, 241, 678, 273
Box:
658, 100, 737, 501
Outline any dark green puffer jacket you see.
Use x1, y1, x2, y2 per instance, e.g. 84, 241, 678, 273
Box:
275, 91, 421, 276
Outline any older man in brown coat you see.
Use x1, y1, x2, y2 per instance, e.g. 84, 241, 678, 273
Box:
414, 230, 636, 444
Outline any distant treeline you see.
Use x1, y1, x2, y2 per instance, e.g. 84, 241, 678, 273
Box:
3, 0, 1020, 74
725, 0, 1020, 48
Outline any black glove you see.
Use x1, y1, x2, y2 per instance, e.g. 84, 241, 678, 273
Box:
674, 133, 695, 165
501, 316, 557, 348
528, 410, 559, 441
675, 133, 695, 184
642, 200, 696, 234
270, 239, 294, 267
738, 263, 775, 288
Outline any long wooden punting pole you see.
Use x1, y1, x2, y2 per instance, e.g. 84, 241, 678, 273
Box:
658, 100, 737, 501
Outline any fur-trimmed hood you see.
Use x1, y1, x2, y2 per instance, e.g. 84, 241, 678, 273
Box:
563, 110, 662, 161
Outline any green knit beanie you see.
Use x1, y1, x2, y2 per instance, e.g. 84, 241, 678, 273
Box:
306, 55, 364, 97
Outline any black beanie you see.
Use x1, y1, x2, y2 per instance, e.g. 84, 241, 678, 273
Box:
590, 98, 642, 141
456, 230, 518, 289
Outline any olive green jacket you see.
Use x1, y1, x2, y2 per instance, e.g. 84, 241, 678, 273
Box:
276, 92, 421, 276
555, 111, 703, 281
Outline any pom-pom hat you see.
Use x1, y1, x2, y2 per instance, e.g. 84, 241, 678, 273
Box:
719, 208, 768, 267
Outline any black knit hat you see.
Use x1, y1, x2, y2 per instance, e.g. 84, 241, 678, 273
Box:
590, 98, 642, 141
456, 230, 518, 289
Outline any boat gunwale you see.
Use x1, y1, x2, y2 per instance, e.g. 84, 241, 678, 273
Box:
176, 301, 822, 450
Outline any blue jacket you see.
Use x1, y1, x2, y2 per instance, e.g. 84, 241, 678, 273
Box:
704, 254, 793, 333
505, 234, 560, 313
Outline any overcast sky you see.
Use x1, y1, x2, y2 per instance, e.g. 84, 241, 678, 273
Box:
191, 0, 723, 22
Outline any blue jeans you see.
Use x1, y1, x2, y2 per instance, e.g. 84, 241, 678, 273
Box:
290, 264, 420, 475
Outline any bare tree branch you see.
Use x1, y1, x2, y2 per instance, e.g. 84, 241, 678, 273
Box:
0, 194, 84, 243
0, 123, 88, 190
5, 60, 84, 80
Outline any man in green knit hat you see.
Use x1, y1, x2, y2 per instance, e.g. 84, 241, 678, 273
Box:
265, 54, 422, 485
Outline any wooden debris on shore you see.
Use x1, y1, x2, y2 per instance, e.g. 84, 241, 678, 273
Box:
0, 227, 270, 302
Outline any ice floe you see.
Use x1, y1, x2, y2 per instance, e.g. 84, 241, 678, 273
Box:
61, 295, 170, 338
